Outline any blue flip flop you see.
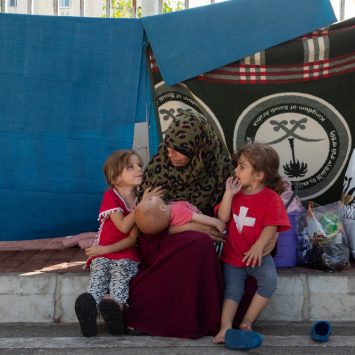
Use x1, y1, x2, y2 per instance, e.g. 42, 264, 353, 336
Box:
225, 329, 263, 350
311, 321, 331, 342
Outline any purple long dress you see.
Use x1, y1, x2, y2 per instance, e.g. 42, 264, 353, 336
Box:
123, 229, 258, 339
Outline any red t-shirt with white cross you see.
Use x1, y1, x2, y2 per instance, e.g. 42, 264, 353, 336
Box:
220, 187, 291, 268
86, 189, 141, 269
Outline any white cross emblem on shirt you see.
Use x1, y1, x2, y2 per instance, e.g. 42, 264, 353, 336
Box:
233, 207, 255, 233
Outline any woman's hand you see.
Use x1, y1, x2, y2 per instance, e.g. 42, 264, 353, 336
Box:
141, 186, 165, 201
85, 245, 108, 257
262, 232, 279, 257
168, 222, 226, 243
225, 177, 242, 196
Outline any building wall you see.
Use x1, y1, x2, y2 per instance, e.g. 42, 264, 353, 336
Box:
3, 0, 104, 17
5, 0, 29, 14
58, 0, 80, 17
85, 0, 104, 18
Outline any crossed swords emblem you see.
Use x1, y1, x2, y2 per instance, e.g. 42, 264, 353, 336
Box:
160, 108, 192, 122
266, 118, 324, 179
159, 108, 193, 136
267, 118, 324, 144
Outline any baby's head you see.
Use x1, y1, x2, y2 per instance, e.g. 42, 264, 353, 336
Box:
135, 196, 170, 235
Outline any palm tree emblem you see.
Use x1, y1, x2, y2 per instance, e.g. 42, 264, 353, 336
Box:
283, 138, 308, 177
267, 118, 324, 178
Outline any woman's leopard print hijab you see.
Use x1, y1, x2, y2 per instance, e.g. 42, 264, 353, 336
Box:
138, 111, 234, 212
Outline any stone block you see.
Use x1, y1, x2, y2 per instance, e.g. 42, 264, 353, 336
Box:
0, 273, 57, 322
307, 275, 349, 293
308, 274, 355, 320
59, 274, 89, 322
259, 275, 304, 321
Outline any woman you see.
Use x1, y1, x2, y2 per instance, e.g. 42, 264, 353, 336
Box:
123, 111, 277, 338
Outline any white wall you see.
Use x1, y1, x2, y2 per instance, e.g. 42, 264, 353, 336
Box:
85, 0, 104, 17
6, 0, 28, 14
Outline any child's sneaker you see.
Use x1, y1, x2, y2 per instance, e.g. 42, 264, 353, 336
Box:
75, 293, 98, 337
99, 299, 125, 335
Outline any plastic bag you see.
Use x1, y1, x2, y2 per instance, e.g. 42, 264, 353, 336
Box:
341, 149, 355, 259
296, 201, 350, 272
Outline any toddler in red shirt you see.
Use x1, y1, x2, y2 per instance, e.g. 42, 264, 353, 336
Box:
135, 196, 226, 235
75, 150, 163, 338
213, 143, 291, 344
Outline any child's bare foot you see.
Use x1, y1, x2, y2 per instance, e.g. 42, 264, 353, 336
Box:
213, 326, 230, 344
103, 294, 123, 310
239, 322, 252, 331
104, 294, 117, 302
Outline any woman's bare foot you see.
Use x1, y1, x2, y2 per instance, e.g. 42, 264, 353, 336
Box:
213, 326, 230, 344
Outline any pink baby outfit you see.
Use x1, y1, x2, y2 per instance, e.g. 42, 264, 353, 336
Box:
86, 189, 141, 269
168, 201, 202, 226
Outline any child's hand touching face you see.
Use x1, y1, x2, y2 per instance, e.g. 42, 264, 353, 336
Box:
142, 186, 165, 201
225, 177, 242, 196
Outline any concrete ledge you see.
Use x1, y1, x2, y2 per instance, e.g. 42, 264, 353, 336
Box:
1, 271, 355, 323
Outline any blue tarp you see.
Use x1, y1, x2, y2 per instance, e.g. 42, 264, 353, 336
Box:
0, 1, 339, 241
0, 14, 144, 241
141, 0, 337, 87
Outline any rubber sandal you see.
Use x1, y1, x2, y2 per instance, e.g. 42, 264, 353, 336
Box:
225, 329, 263, 350
126, 328, 146, 336
74, 293, 98, 338
99, 299, 125, 335
311, 321, 331, 342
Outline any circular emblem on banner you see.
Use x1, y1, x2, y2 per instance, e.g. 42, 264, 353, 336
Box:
154, 82, 229, 154
234, 93, 352, 200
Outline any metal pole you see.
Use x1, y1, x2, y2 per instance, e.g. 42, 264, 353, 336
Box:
106, 0, 110, 18
158, 0, 163, 14
132, 0, 136, 18
339, 0, 345, 21
80, 0, 84, 17
53, 0, 58, 16
32, 0, 37, 14
28, 0, 32, 14
185, 0, 189, 9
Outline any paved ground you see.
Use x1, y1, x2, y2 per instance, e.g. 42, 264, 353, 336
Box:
0, 322, 355, 355
2, 239, 355, 354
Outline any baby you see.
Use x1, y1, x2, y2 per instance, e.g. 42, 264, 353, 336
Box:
135, 196, 226, 235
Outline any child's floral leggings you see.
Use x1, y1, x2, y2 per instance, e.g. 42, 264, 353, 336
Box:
87, 257, 140, 312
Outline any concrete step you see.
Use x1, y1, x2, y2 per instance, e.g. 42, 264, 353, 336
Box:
1, 238, 355, 323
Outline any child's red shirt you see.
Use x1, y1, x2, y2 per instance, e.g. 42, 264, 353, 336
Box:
220, 187, 291, 267
86, 189, 141, 268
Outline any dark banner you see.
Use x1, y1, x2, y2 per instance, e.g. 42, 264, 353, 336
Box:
147, 18, 355, 206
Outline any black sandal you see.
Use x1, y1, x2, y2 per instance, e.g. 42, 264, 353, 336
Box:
126, 328, 146, 336
99, 299, 125, 335
75, 293, 98, 337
